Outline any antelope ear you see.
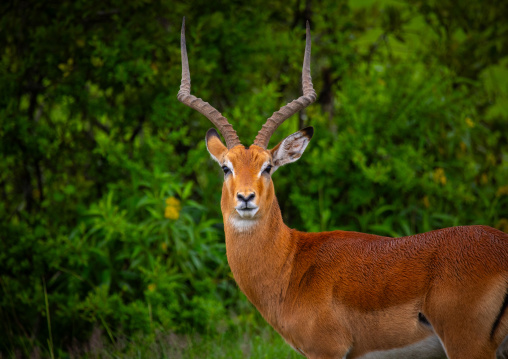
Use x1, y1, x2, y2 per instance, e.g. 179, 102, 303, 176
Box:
270, 127, 313, 171
206, 128, 228, 164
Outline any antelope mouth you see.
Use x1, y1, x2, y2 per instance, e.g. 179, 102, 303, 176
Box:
235, 205, 259, 218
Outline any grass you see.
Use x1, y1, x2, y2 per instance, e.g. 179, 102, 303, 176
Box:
40, 319, 302, 359
43, 278, 55, 359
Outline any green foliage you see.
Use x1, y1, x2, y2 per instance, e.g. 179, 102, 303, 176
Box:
281, 61, 508, 236
0, 0, 507, 357
0, 160, 231, 355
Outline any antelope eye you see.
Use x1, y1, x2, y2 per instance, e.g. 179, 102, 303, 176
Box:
222, 166, 231, 175
263, 165, 272, 175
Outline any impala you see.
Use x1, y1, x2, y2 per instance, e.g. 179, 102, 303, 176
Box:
177, 18, 508, 359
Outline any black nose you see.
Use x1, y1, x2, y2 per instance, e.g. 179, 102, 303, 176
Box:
237, 192, 255, 203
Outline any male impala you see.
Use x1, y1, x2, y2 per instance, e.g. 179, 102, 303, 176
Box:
177, 18, 508, 359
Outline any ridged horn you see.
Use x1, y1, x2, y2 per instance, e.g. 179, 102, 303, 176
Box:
253, 21, 317, 149
177, 17, 242, 149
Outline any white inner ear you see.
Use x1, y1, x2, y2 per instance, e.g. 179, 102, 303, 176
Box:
272, 131, 311, 170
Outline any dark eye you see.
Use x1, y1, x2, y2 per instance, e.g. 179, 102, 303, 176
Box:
222, 166, 231, 175
263, 165, 272, 175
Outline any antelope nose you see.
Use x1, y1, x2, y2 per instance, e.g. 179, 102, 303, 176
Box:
237, 192, 255, 203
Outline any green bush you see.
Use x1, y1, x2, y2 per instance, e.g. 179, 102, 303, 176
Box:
279, 62, 508, 235
1, 165, 232, 355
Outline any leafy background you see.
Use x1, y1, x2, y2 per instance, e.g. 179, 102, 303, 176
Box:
1, 0, 507, 357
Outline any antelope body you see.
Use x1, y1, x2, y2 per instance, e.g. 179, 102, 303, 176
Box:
177, 18, 508, 359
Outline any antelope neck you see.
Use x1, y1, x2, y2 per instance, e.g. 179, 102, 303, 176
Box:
223, 197, 295, 324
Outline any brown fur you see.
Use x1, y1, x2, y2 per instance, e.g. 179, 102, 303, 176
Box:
207, 139, 508, 359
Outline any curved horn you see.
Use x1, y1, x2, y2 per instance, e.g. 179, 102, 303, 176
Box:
177, 17, 242, 149
253, 21, 317, 149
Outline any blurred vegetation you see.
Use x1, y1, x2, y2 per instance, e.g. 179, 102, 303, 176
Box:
1, 0, 507, 357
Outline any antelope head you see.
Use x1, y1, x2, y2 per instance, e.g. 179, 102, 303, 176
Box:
177, 18, 316, 231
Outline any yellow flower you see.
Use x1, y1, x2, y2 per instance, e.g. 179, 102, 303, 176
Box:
147, 283, 156, 292
164, 196, 181, 220
164, 206, 180, 220
465, 117, 475, 128
161, 242, 168, 252
422, 196, 430, 208
433, 168, 447, 185
164, 197, 182, 220
166, 197, 181, 208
